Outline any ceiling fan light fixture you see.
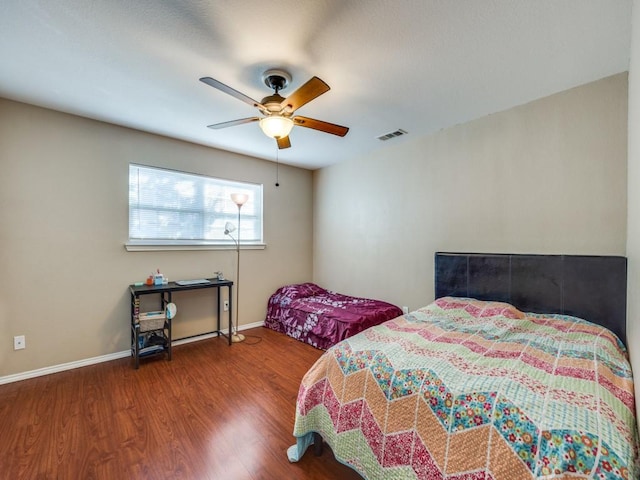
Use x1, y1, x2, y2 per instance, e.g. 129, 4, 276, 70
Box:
259, 116, 294, 139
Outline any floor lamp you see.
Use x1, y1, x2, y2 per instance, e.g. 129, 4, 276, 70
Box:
225, 193, 248, 343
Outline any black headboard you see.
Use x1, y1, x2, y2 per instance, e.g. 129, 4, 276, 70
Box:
435, 252, 627, 346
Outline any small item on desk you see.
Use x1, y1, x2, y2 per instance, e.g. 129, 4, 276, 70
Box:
154, 268, 164, 286
175, 279, 210, 286
216, 271, 225, 281
134, 282, 144, 286
146, 275, 153, 286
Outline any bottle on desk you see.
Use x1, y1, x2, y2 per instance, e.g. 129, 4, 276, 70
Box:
154, 268, 164, 285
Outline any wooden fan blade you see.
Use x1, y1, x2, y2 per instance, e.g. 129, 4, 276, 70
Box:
200, 77, 265, 110
206, 117, 259, 129
280, 77, 330, 112
276, 136, 291, 149
293, 116, 349, 137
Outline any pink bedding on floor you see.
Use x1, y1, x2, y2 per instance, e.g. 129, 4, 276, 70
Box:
264, 283, 402, 350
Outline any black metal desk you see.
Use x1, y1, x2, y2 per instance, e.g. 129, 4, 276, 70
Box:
129, 278, 234, 368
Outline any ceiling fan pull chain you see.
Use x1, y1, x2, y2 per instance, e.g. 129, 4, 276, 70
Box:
275, 146, 280, 187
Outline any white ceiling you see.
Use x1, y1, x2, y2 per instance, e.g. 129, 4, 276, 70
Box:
0, 1, 632, 170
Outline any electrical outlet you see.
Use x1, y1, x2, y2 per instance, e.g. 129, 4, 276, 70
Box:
14, 335, 25, 350
223, 300, 229, 311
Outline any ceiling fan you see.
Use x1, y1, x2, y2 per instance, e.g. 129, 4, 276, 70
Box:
199, 69, 349, 149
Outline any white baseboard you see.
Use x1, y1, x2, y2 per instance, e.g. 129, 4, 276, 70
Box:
0, 350, 131, 386
0, 321, 264, 385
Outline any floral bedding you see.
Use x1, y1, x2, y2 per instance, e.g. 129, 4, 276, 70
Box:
264, 283, 402, 350
288, 297, 639, 479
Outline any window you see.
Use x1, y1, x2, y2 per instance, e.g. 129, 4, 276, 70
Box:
128, 164, 263, 249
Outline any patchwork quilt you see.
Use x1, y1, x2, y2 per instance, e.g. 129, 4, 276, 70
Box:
289, 297, 638, 479
264, 283, 402, 350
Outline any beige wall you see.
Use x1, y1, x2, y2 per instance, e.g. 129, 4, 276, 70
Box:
0, 99, 313, 377
627, 0, 640, 421
314, 74, 628, 314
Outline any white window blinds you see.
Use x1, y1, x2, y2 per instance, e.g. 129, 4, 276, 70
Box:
129, 164, 263, 245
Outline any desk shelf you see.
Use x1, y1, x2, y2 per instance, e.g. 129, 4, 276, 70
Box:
138, 344, 167, 357
131, 296, 172, 369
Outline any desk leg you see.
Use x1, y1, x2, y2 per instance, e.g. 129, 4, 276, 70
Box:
216, 287, 221, 339
227, 284, 233, 346
131, 292, 140, 369
166, 292, 172, 361
167, 318, 172, 361
133, 324, 140, 369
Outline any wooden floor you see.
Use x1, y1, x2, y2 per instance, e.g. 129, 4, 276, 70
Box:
0, 327, 363, 479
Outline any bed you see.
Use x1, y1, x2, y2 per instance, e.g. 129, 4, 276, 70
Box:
288, 253, 638, 479
264, 282, 403, 350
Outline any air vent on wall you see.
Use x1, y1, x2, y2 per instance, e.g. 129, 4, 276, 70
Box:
377, 129, 408, 141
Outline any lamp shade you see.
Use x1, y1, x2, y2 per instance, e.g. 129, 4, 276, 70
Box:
259, 116, 294, 139
231, 193, 249, 206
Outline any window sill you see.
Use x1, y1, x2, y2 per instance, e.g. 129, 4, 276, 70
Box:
125, 243, 266, 252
